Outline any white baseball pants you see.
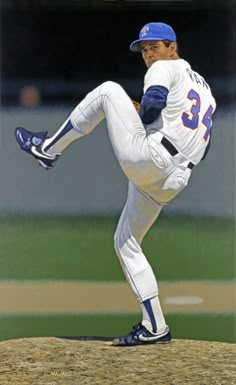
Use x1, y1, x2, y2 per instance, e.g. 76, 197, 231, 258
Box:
65, 81, 191, 301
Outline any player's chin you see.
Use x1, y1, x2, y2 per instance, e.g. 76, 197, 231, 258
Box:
146, 60, 156, 68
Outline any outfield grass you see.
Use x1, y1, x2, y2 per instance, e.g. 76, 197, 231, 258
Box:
0, 215, 235, 342
0, 215, 234, 280
0, 314, 234, 343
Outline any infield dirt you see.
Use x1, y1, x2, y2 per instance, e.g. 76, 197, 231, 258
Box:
1, 337, 235, 385
0, 280, 235, 313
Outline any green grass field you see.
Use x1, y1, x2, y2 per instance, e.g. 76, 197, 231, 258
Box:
0, 215, 235, 342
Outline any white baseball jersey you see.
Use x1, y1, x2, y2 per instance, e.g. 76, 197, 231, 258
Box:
143, 59, 216, 164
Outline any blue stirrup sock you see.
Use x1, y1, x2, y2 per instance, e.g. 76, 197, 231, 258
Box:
43, 119, 84, 155
141, 296, 167, 334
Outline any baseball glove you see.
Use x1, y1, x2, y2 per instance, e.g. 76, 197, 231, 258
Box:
132, 100, 140, 113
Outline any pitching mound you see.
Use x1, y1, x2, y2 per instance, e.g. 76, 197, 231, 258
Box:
1, 337, 235, 385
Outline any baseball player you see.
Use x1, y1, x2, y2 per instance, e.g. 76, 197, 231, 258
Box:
15, 22, 216, 346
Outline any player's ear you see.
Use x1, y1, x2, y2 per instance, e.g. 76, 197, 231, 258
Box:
169, 42, 177, 58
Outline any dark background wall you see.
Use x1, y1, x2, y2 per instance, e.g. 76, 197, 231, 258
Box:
0, 0, 235, 217
1, 0, 235, 105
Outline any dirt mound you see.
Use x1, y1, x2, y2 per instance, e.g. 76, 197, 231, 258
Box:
0, 337, 235, 385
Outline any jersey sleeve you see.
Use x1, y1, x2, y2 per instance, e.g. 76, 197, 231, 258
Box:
143, 60, 174, 93
139, 85, 168, 125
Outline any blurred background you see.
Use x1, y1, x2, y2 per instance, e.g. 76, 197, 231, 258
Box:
0, 0, 235, 343
0, 0, 235, 216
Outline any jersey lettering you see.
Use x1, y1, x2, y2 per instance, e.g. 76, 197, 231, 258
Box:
182, 89, 200, 130
186, 69, 209, 89
182, 89, 213, 141
202, 105, 214, 141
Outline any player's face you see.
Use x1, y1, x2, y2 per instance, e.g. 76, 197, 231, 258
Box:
141, 41, 176, 68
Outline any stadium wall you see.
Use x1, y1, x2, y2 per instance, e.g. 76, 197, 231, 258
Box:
0, 105, 235, 217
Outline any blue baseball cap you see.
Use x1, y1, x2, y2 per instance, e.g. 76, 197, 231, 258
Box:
130, 22, 176, 52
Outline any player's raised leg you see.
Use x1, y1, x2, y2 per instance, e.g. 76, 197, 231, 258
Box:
15, 82, 154, 180
112, 181, 171, 346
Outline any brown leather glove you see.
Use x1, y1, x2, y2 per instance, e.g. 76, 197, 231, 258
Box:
132, 100, 140, 113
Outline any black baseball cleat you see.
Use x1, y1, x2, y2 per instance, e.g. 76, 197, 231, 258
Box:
112, 322, 171, 346
15, 127, 60, 169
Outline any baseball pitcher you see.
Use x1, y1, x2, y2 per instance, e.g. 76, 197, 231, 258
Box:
15, 22, 216, 346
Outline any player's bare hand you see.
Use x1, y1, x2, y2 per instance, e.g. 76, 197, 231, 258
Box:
132, 100, 141, 113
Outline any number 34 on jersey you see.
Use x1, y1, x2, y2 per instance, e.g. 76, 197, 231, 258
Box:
182, 89, 214, 142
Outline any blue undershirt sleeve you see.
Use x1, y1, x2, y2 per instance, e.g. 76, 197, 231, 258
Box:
139, 85, 169, 125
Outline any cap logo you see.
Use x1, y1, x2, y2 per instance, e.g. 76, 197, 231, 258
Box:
140, 26, 149, 37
